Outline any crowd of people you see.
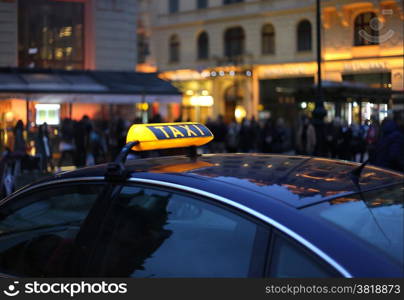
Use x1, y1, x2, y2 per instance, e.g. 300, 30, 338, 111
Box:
206, 114, 404, 172
4, 112, 404, 173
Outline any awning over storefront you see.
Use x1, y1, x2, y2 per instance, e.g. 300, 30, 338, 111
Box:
296, 80, 393, 102
0, 68, 182, 103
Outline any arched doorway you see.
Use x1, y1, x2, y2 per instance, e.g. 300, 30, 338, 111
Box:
224, 84, 244, 123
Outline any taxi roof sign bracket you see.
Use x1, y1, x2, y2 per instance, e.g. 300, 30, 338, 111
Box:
105, 141, 139, 182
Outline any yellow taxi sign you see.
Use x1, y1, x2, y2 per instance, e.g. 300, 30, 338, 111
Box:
126, 122, 214, 151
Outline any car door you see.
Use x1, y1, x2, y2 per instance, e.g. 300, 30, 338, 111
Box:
85, 183, 271, 277
0, 181, 107, 277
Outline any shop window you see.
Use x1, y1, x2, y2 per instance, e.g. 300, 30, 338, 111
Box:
169, 0, 179, 13
197, 0, 208, 9
18, 0, 84, 70
262, 24, 275, 55
354, 12, 379, 46
197, 32, 209, 60
35, 104, 60, 126
224, 27, 245, 58
297, 20, 312, 52
169, 35, 180, 63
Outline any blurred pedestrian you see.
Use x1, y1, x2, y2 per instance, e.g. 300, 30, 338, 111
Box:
339, 120, 352, 160
350, 123, 363, 162
239, 118, 251, 153
89, 126, 108, 165
226, 118, 239, 153
261, 117, 274, 153
373, 119, 404, 172
272, 118, 292, 154
74, 115, 92, 167
249, 116, 261, 152
211, 115, 227, 153
57, 118, 75, 170
366, 115, 380, 163
296, 115, 316, 155
325, 117, 342, 158
35, 123, 53, 172
13, 120, 26, 154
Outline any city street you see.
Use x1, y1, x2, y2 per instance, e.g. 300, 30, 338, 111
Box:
0, 0, 403, 286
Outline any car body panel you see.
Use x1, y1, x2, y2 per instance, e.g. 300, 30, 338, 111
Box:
1, 154, 403, 277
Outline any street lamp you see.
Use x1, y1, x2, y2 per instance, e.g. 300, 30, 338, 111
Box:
312, 0, 327, 155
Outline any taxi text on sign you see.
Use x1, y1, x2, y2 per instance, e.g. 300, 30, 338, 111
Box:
126, 123, 214, 151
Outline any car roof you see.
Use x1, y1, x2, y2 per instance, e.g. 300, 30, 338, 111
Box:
53, 153, 403, 208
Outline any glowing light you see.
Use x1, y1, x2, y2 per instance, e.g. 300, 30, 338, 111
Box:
141, 102, 149, 111
219, 71, 225, 76
246, 70, 252, 76
211, 71, 217, 77
229, 71, 235, 76
35, 104, 60, 110
301, 102, 307, 109
190, 96, 214, 107
201, 71, 210, 78
55, 48, 63, 60
353, 102, 358, 107
35, 104, 61, 125
185, 90, 194, 96
5, 111, 14, 122
66, 47, 72, 56
235, 105, 247, 123
201, 90, 209, 96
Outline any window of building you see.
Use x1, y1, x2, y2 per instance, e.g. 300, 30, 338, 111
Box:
224, 0, 244, 5
354, 12, 379, 46
197, 0, 208, 9
197, 32, 209, 60
262, 24, 275, 55
169, 35, 180, 63
169, 0, 179, 13
18, 0, 84, 70
297, 20, 312, 52
224, 27, 245, 58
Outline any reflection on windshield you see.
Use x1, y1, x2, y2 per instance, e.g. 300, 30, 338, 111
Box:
101, 186, 257, 277
305, 185, 404, 266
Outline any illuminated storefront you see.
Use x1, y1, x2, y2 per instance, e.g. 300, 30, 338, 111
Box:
0, 68, 181, 150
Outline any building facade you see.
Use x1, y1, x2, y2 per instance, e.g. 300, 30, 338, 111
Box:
146, 0, 404, 124
0, 0, 137, 70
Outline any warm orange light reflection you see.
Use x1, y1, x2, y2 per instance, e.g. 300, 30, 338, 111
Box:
296, 173, 337, 182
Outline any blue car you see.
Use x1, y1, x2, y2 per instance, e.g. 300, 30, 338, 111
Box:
0, 123, 402, 278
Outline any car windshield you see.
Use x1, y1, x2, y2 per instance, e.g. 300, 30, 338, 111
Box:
303, 184, 404, 266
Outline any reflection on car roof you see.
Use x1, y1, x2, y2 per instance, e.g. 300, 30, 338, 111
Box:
55, 154, 403, 208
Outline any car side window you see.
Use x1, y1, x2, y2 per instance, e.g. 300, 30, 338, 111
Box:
98, 185, 268, 277
269, 233, 337, 277
0, 183, 104, 277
